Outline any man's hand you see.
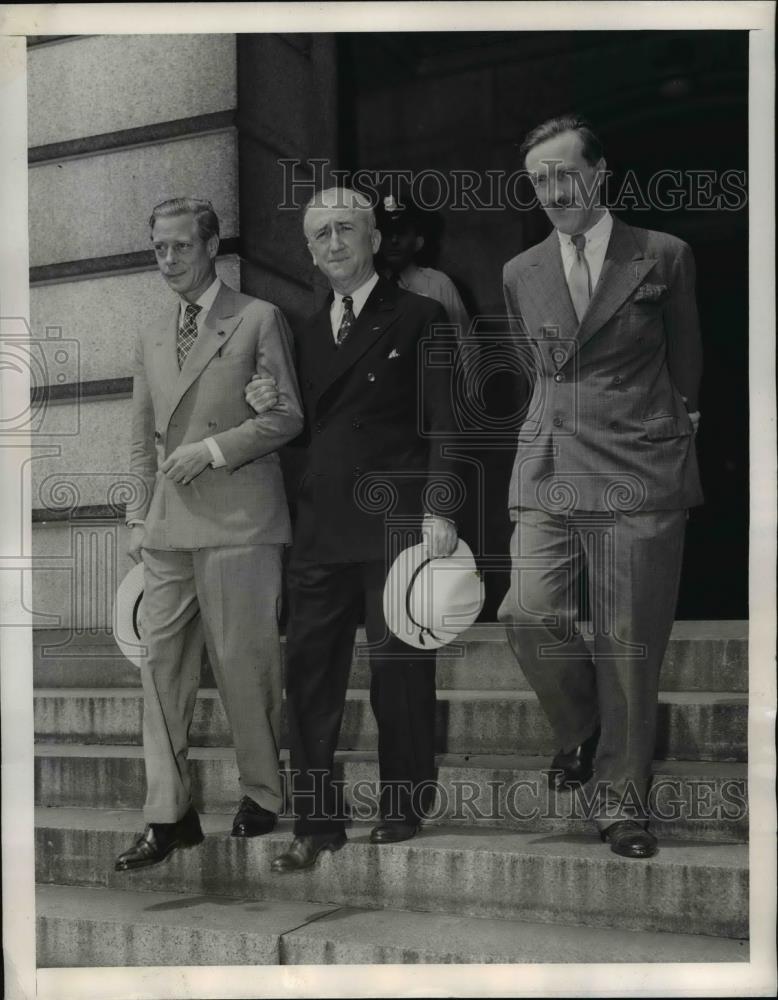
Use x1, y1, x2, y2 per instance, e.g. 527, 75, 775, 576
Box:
127, 524, 145, 563
245, 374, 279, 414
160, 442, 212, 485
423, 515, 458, 559
682, 396, 701, 436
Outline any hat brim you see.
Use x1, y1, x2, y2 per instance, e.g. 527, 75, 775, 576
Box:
113, 562, 147, 669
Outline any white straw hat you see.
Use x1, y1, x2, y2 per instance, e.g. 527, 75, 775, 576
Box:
383, 539, 484, 650
113, 562, 147, 668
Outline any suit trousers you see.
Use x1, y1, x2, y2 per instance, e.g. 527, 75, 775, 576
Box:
284, 558, 438, 834
497, 507, 686, 829
139, 544, 284, 822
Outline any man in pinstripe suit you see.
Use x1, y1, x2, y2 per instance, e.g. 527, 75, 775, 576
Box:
498, 116, 703, 858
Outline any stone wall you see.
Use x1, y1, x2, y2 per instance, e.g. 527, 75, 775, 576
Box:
28, 34, 240, 629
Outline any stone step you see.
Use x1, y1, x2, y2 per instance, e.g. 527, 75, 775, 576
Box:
36, 884, 749, 966
34, 746, 749, 843
35, 808, 749, 939
32, 621, 748, 692
34, 688, 748, 761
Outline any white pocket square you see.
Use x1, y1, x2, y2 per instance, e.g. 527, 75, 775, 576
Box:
388, 348, 400, 359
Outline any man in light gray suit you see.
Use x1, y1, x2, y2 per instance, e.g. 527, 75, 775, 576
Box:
498, 117, 703, 858
115, 197, 303, 871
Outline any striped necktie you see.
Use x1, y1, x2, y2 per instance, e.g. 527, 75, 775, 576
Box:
568, 233, 592, 322
177, 303, 201, 368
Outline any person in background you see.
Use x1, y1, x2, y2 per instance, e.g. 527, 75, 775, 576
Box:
375, 194, 471, 338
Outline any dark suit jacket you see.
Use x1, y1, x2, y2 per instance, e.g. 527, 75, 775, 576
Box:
292, 276, 459, 563
127, 282, 303, 548
502, 218, 704, 514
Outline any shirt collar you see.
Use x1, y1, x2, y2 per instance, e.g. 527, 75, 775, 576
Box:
180, 276, 221, 320
557, 209, 613, 252
333, 270, 379, 315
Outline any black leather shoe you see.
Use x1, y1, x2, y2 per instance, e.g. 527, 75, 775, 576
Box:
602, 820, 658, 859
270, 832, 347, 873
369, 821, 419, 844
547, 726, 600, 791
114, 806, 204, 872
231, 796, 277, 838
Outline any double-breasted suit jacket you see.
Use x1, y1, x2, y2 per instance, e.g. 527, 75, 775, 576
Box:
283, 275, 460, 835
502, 217, 703, 516
499, 217, 704, 827
292, 276, 459, 564
126, 282, 303, 543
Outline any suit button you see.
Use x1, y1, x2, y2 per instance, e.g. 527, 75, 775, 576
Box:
154, 431, 161, 440
305, 379, 314, 389
367, 373, 376, 382
553, 417, 563, 427
315, 421, 324, 433
613, 375, 623, 385
553, 372, 564, 383
352, 420, 362, 430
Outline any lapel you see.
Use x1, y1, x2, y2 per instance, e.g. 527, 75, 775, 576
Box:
153, 303, 182, 422
314, 276, 400, 405
516, 230, 580, 340
305, 296, 339, 387
516, 219, 659, 369
165, 282, 245, 423
571, 217, 657, 360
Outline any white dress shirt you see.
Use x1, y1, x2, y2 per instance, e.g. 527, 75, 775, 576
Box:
395, 263, 470, 333
329, 271, 380, 341
557, 209, 613, 295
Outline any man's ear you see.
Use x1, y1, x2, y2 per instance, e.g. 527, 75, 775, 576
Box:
414, 235, 425, 253
207, 235, 220, 260
371, 228, 382, 254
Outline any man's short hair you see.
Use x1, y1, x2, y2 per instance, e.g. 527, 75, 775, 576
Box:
520, 115, 604, 167
149, 198, 220, 241
303, 187, 376, 233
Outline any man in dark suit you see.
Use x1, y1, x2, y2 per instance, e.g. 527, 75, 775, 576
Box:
247, 187, 459, 872
498, 117, 703, 858
115, 197, 303, 871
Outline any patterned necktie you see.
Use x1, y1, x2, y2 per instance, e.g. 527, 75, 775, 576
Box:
336, 295, 354, 347
568, 233, 593, 322
177, 303, 201, 368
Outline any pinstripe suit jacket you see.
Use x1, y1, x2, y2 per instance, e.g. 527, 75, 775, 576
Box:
502, 218, 704, 514
126, 282, 303, 548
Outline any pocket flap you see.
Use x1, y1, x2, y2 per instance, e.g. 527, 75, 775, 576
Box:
517, 418, 541, 441
642, 414, 691, 440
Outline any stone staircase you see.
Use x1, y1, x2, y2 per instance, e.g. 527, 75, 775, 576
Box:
33, 621, 749, 966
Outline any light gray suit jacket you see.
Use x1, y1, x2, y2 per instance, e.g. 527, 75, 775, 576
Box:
502, 218, 704, 514
126, 282, 303, 548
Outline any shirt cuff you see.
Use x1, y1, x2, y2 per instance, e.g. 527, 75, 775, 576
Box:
127, 519, 145, 527
204, 436, 227, 468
